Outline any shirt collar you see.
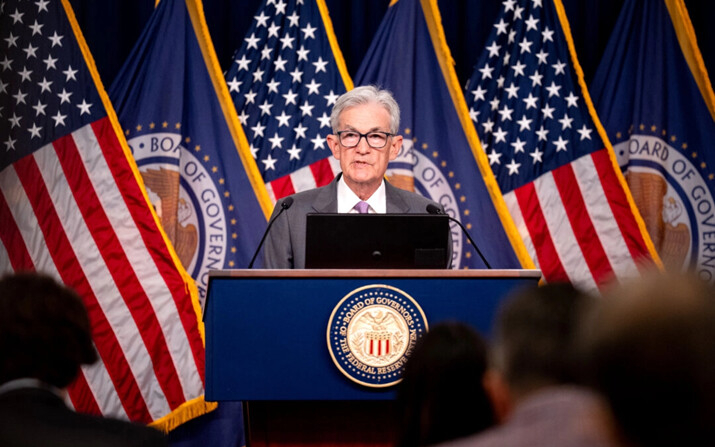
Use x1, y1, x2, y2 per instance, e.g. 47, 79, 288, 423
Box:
0, 378, 65, 398
336, 176, 387, 214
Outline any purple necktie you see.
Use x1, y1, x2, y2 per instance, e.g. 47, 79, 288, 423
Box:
354, 201, 370, 214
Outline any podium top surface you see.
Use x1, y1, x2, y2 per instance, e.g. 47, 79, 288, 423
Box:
208, 268, 542, 279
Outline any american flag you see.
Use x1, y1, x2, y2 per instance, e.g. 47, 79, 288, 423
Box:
225, 0, 352, 202
354, 0, 532, 270
465, 0, 659, 290
0, 0, 208, 428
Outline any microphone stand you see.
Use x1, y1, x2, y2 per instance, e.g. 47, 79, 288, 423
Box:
426, 204, 492, 269
247, 197, 294, 268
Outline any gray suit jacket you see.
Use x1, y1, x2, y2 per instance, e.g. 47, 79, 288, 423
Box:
263, 174, 446, 269
434, 387, 614, 447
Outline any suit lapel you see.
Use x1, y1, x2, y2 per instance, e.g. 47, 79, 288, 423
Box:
311, 174, 340, 213
385, 181, 410, 213
314, 175, 410, 213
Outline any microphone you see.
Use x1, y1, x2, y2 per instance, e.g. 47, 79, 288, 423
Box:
247, 197, 294, 268
426, 204, 492, 269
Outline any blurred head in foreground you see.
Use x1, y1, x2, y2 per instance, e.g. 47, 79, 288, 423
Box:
0, 272, 97, 387
491, 282, 595, 400
583, 270, 715, 447
396, 321, 494, 447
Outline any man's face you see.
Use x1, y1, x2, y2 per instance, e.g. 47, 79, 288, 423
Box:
327, 102, 402, 194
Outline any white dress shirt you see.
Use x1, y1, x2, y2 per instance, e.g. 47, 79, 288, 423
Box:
336, 176, 387, 214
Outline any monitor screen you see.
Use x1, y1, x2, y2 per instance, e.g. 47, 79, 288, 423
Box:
305, 213, 450, 269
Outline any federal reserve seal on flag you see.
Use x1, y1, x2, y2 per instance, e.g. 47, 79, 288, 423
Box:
127, 129, 239, 300
614, 133, 715, 280
327, 285, 428, 388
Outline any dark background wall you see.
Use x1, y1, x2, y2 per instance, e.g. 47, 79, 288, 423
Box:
69, 0, 715, 93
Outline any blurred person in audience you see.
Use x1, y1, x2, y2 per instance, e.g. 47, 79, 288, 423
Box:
395, 321, 495, 447
0, 272, 167, 447
583, 270, 715, 447
438, 283, 613, 447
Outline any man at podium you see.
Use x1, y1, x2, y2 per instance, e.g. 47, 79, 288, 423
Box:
263, 85, 444, 269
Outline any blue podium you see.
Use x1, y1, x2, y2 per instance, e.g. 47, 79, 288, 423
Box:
204, 269, 540, 446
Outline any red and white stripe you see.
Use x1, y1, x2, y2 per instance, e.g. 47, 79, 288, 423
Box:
265, 156, 341, 203
503, 149, 654, 291
0, 118, 205, 424
366, 338, 391, 356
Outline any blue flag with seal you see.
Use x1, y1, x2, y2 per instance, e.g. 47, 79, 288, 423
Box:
109, 0, 272, 295
590, 0, 715, 280
109, 1, 270, 442
354, 0, 533, 270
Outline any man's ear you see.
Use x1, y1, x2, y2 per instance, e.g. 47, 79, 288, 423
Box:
389, 134, 402, 161
483, 368, 514, 424
327, 134, 340, 159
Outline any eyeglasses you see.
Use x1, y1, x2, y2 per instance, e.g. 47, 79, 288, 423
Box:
336, 131, 394, 149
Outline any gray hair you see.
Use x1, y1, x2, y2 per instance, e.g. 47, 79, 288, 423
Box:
330, 85, 401, 134
492, 282, 596, 393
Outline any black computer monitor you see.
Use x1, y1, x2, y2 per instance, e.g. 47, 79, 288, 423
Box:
304, 213, 451, 269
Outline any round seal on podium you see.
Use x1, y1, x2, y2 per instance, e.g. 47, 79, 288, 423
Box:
326, 284, 428, 387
